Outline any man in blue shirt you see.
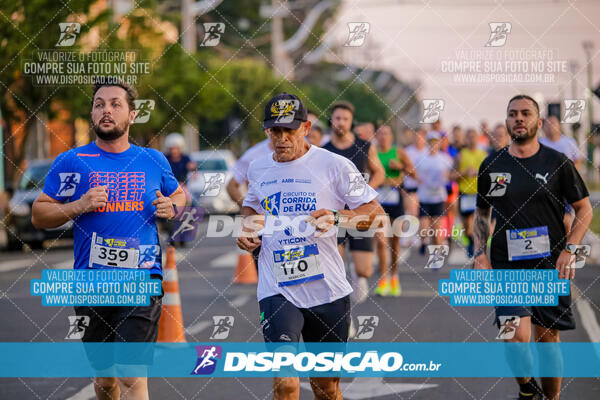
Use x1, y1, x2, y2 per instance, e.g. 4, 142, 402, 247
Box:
32, 80, 186, 400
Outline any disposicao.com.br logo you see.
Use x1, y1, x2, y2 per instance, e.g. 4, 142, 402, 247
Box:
220, 351, 442, 374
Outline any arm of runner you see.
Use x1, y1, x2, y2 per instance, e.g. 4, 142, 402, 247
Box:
367, 144, 385, 190
152, 186, 186, 219
307, 199, 385, 234
556, 196, 592, 279
398, 147, 418, 180
226, 177, 246, 207
32, 186, 108, 229
237, 206, 263, 252
449, 153, 462, 181
473, 206, 492, 269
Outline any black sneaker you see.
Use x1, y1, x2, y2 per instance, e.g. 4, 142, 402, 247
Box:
518, 378, 543, 400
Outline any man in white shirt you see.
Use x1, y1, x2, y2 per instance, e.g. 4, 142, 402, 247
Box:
540, 115, 582, 169
540, 115, 583, 233
237, 93, 384, 400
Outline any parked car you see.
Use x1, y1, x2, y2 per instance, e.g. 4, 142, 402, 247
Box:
6, 159, 73, 250
186, 150, 240, 214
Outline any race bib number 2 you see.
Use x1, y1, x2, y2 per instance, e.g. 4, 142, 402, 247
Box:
506, 226, 551, 261
89, 232, 140, 269
272, 244, 324, 287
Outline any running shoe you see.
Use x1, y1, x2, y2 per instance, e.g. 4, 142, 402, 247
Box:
518, 378, 543, 400
374, 278, 390, 296
354, 277, 369, 303
390, 276, 402, 297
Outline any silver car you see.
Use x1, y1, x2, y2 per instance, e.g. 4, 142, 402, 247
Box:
186, 150, 240, 214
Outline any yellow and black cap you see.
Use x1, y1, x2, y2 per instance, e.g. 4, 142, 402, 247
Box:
263, 93, 308, 130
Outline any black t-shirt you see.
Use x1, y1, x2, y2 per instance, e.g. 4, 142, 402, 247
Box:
166, 154, 191, 183
476, 144, 588, 269
323, 136, 371, 173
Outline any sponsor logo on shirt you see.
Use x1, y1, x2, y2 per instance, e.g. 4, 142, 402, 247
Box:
89, 171, 146, 212
260, 179, 277, 187
76, 153, 100, 157
57, 172, 81, 197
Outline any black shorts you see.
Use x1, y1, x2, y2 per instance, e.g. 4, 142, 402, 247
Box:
337, 233, 374, 252
404, 187, 417, 194
73, 285, 163, 369
382, 199, 404, 220
419, 202, 445, 218
494, 294, 575, 331
259, 294, 351, 342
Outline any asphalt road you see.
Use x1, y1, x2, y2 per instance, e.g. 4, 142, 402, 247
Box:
0, 225, 599, 399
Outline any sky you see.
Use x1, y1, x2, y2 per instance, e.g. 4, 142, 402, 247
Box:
324, 0, 600, 132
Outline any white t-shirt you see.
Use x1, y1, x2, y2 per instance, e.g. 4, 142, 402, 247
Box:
243, 145, 378, 308
231, 139, 272, 184
403, 145, 428, 189
539, 136, 581, 162
416, 152, 453, 204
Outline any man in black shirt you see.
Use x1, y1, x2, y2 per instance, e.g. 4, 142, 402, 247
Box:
473, 95, 592, 400
323, 101, 384, 304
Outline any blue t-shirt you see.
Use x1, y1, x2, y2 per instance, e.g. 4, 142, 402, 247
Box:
43, 142, 179, 276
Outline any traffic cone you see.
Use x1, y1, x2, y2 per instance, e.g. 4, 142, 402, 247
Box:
232, 248, 258, 284
158, 246, 186, 342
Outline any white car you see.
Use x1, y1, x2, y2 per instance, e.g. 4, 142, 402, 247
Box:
186, 150, 240, 214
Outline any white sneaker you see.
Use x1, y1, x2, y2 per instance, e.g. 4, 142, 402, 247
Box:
352, 277, 369, 304
348, 318, 357, 339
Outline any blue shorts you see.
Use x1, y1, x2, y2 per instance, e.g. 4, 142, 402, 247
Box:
259, 294, 351, 343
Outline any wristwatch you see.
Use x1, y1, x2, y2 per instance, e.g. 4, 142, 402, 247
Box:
565, 244, 577, 254
473, 247, 486, 258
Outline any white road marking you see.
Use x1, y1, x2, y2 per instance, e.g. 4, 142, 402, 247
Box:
447, 249, 469, 266
210, 251, 238, 268
230, 295, 251, 308
185, 295, 250, 336
185, 320, 213, 336
64, 382, 95, 400
300, 377, 437, 399
576, 298, 600, 343
0, 258, 38, 272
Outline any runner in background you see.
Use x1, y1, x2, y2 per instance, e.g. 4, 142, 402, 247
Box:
403, 128, 427, 245
307, 120, 325, 147
450, 125, 465, 152
164, 133, 196, 185
439, 129, 459, 250
164, 132, 196, 246
451, 128, 487, 257
354, 121, 377, 145
374, 125, 417, 296
417, 131, 453, 253
479, 120, 492, 150
323, 101, 385, 303
540, 115, 584, 234
226, 139, 273, 208
490, 123, 511, 152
